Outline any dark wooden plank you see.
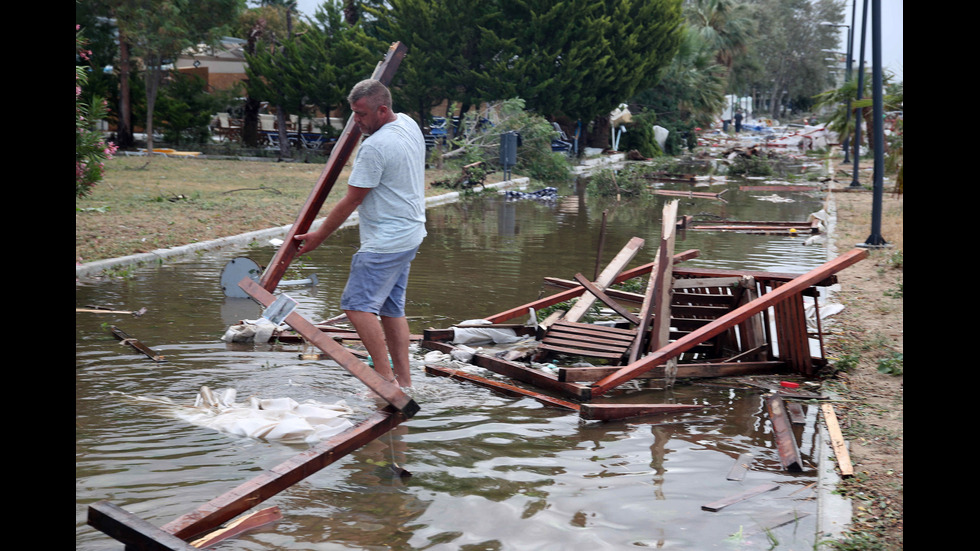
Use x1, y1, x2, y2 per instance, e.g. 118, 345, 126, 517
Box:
559, 361, 788, 382
563, 237, 644, 322
550, 320, 637, 338
109, 325, 166, 362
572, 273, 641, 324
88, 500, 199, 550
538, 343, 628, 360
579, 403, 710, 421
590, 249, 868, 395
424, 365, 579, 410
258, 42, 408, 291
161, 407, 406, 541
240, 277, 419, 416
766, 394, 803, 472
701, 483, 780, 512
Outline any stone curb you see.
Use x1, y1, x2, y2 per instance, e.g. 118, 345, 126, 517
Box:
75, 178, 530, 279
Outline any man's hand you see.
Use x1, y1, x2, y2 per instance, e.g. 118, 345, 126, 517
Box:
293, 230, 325, 256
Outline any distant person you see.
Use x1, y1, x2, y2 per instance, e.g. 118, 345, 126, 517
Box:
293, 79, 427, 388
734, 110, 743, 133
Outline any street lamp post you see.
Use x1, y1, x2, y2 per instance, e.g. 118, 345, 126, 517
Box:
861, 0, 888, 248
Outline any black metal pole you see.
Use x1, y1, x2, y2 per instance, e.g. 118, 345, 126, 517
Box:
841, 0, 856, 164
849, 0, 869, 187
862, 0, 888, 247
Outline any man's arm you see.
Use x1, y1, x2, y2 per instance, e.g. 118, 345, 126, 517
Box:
294, 185, 372, 255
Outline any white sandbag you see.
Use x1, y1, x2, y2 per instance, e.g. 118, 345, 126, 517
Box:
221, 318, 283, 343
451, 319, 522, 345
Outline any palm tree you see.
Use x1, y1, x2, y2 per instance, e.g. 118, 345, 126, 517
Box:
685, 0, 755, 73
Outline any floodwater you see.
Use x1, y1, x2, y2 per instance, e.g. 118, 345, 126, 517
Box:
76, 168, 835, 550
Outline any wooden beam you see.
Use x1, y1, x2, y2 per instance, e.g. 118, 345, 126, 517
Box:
239, 277, 419, 416
258, 42, 408, 292
563, 237, 644, 322
766, 394, 803, 472
589, 249, 868, 396
160, 407, 406, 541
628, 245, 660, 364
424, 365, 580, 410
649, 201, 678, 356
87, 500, 199, 551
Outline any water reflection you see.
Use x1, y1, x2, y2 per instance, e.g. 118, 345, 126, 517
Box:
77, 176, 829, 550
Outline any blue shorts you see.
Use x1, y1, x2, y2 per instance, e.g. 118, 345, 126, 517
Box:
340, 247, 418, 318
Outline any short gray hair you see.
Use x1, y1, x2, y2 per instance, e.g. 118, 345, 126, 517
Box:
348, 79, 392, 110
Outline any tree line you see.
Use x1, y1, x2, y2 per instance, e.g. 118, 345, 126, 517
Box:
76, 0, 848, 158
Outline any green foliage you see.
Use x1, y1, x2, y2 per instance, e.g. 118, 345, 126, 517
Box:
77, 28, 117, 198
876, 352, 903, 376
156, 74, 235, 145
618, 110, 663, 158
450, 99, 572, 182
727, 154, 774, 176
373, 0, 683, 133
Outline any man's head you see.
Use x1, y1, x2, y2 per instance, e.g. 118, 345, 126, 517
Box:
348, 79, 396, 135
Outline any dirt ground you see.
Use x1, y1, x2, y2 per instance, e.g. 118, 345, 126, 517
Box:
820, 162, 903, 549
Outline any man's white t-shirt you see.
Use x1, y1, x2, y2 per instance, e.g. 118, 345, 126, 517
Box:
347, 113, 427, 253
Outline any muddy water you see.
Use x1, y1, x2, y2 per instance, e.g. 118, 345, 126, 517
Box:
76, 175, 832, 550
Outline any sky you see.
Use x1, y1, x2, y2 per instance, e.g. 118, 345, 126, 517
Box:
291, 0, 903, 82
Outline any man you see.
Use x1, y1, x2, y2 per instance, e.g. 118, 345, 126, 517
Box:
294, 79, 426, 387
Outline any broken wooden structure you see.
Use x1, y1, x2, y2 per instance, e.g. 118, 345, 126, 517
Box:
421, 222, 868, 424
87, 41, 419, 550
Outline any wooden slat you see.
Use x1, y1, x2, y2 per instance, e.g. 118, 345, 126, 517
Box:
701, 483, 779, 512
590, 249, 868, 395
240, 278, 419, 416
564, 237, 644, 322
258, 42, 408, 292
549, 320, 637, 338
538, 343, 628, 360
189, 507, 282, 549
821, 403, 854, 477
572, 273, 640, 324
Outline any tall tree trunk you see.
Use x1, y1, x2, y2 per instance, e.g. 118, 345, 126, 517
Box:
116, 36, 134, 149
276, 107, 292, 158
144, 59, 164, 153
242, 20, 266, 148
